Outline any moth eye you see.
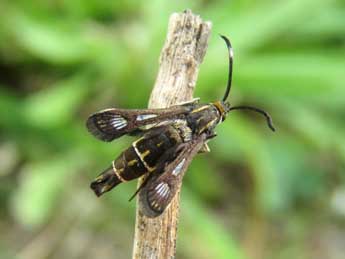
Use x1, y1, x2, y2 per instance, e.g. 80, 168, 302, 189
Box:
136, 114, 158, 121
172, 158, 185, 176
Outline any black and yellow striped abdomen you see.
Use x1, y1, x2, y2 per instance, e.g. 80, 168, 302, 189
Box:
114, 125, 182, 180
90, 125, 183, 196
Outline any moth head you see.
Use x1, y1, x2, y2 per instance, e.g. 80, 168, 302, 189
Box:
213, 101, 230, 122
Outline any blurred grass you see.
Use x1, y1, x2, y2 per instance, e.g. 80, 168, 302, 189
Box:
1, 0, 345, 259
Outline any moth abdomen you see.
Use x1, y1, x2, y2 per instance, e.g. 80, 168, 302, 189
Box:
115, 147, 148, 180
90, 147, 148, 197
90, 166, 122, 196
90, 125, 185, 197
134, 128, 181, 169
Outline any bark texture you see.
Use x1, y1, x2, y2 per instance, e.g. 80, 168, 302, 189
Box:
132, 10, 212, 259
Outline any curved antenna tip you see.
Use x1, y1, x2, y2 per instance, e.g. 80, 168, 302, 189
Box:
229, 106, 276, 132
219, 34, 234, 102
219, 34, 232, 47
219, 35, 233, 56
267, 117, 276, 132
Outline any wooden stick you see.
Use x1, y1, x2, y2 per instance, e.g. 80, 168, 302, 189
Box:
132, 10, 211, 259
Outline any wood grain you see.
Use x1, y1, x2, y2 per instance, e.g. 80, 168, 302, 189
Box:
132, 10, 212, 259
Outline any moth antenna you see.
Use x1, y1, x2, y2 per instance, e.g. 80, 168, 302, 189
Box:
219, 35, 234, 102
229, 106, 276, 131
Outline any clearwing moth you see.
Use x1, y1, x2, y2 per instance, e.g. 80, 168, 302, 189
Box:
86, 35, 275, 217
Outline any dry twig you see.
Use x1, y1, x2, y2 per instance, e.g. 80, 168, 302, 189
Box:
132, 10, 212, 259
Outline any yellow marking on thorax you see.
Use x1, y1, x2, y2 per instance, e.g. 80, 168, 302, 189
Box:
191, 105, 209, 114
156, 142, 163, 147
198, 118, 218, 134
112, 161, 127, 182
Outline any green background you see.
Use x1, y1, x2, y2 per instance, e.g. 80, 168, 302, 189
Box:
1, 0, 344, 258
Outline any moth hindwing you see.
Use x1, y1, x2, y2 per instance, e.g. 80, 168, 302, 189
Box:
139, 134, 206, 217
87, 35, 275, 218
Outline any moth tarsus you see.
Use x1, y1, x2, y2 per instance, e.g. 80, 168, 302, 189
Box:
87, 35, 275, 217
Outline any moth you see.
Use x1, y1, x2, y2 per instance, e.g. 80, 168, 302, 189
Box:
86, 35, 275, 217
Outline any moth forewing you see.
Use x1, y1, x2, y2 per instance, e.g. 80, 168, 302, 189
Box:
86, 105, 193, 142
139, 134, 207, 217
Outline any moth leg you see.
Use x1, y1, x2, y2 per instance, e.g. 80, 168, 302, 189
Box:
206, 131, 217, 140
198, 143, 210, 153
199, 131, 217, 153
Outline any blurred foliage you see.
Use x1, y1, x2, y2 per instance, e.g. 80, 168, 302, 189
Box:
0, 0, 345, 259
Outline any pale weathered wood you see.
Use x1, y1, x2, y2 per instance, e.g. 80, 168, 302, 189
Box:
132, 10, 212, 259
